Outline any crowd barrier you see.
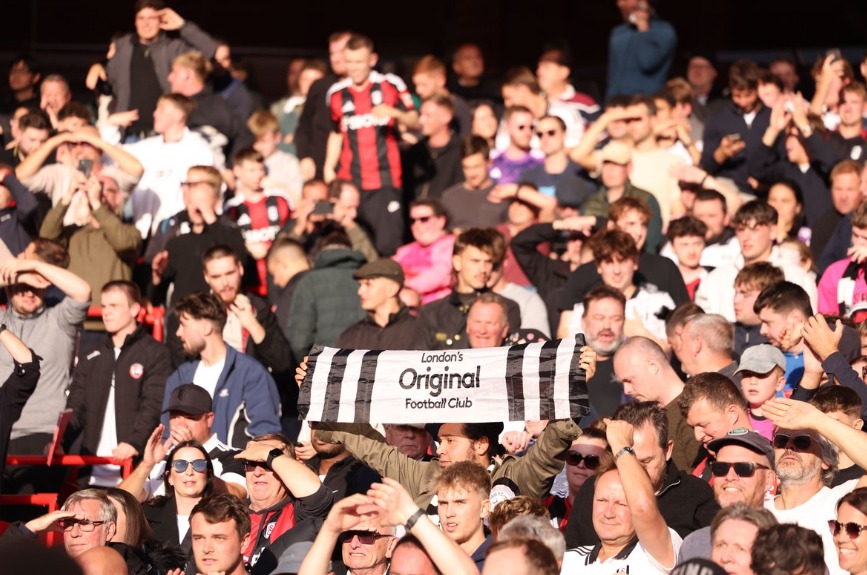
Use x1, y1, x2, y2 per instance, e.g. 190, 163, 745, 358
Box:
87, 305, 166, 342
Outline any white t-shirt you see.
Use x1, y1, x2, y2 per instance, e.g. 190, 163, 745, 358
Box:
194, 357, 227, 399
562, 527, 682, 575
177, 514, 190, 544
764, 479, 859, 575
90, 348, 122, 487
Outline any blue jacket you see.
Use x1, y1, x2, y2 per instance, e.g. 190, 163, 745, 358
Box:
606, 17, 677, 100
162, 346, 280, 448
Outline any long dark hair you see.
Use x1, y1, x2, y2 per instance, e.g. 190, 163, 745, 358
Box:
146, 440, 215, 507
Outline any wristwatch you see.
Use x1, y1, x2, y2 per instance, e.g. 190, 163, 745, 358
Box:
266, 448, 285, 468
614, 446, 636, 461
404, 508, 425, 531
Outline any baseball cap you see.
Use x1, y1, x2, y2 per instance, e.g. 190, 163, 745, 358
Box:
353, 259, 405, 288
599, 141, 632, 165
707, 428, 775, 467
163, 384, 213, 415
735, 344, 786, 375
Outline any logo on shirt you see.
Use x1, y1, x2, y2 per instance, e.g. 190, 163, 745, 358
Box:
129, 363, 144, 380
219, 388, 230, 398
237, 213, 252, 227
264, 521, 276, 540
342, 100, 355, 114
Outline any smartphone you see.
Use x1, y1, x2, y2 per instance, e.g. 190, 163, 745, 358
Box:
77, 159, 94, 178
312, 200, 333, 215
727, 133, 743, 143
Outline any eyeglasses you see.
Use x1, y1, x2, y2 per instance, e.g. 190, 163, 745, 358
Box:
340, 530, 388, 545
829, 520, 867, 539
773, 433, 814, 452
410, 215, 432, 224
535, 129, 560, 138
171, 459, 208, 473
243, 460, 272, 473
710, 461, 770, 478
58, 518, 107, 532
180, 180, 210, 188
565, 451, 601, 469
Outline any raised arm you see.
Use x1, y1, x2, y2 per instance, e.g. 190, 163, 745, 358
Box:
298, 494, 380, 575
74, 128, 144, 178
606, 419, 676, 568
235, 441, 322, 498
0, 258, 91, 304
15, 132, 73, 179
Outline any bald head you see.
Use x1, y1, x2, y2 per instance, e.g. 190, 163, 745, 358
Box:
613, 336, 683, 405
76, 546, 128, 575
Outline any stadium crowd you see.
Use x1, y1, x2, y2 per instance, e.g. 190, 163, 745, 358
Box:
1, 0, 867, 574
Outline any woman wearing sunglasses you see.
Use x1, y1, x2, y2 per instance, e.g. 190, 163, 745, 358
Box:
546, 424, 609, 531
832, 488, 867, 575
143, 440, 215, 552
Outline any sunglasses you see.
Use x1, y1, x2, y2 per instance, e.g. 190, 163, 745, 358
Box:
829, 520, 867, 539
710, 461, 770, 478
535, 129, 559, 138
772, 433, 814, 452
180, 180, 210, 188
340, 530, 388, 545
57, 518, 107, 532
171, 459, 208, 473
243, 460, 272, 473
565, 451, 601, 469
410, 215, 432, 224
515, 124, 533, 131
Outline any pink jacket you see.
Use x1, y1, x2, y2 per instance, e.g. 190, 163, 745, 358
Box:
392, 234, 456, 304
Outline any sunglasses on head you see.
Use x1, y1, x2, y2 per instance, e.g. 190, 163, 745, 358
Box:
410, 215, 432, 224
710, 461, 770, 478
535, 129, 559, 138
565, 451, 601, 469
243, 460, 272, 472
772, 433, 814, 452
340, 530, 388, 545
829, 520, 867, 539
171, 459, 208, 474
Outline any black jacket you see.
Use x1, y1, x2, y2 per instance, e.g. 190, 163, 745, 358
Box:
143, 497, 193, 552
402, 132, 465, 201
337, 305, 418, 350
0, 355, 40, 489
0, 172, 37, 256
700, 101, 772, 192
306, 453, 382, 501
563, 459, 719, 548
294, 73, 340, 179
64, 326, 171, 455
189, 87, 254, 165
413, 289, 522, 350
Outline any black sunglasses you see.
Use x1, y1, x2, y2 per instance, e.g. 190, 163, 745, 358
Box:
340, 530, 388, 545
243, 460, 272, 472
829, 520, 867, 539
535, 129, 559, 138
710, 461, 770, 478
171, 459, 208, 474
565, 451, 601, 469
410, 216, 432, 224
772, 433, 814, 452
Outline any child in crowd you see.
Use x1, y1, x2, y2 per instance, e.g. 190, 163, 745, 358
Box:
735, 344, 787, 439
247, 110, 303, 206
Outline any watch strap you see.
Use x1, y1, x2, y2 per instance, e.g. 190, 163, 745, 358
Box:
614, 446, 635, 461
404, 508, 425, 531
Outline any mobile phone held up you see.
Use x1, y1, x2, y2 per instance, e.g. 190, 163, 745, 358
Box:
77, 159, 94, 178
726, 133, 743, 144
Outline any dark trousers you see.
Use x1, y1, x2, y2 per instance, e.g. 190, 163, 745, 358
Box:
357, 187, 405, 257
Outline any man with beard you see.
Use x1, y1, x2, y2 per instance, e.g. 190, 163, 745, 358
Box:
579, 285, 627, 420
307, 422, 381, 500
160, 291, 280, 447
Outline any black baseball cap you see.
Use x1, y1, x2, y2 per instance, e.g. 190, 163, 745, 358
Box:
707, 428, 775, 467
163, 384, 213, 415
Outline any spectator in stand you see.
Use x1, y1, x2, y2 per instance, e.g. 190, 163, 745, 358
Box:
732, 262, 782, 355
167, 50, 254, 166
545, 425, 609, 531
1, 55, 40, 114
490, 105, 541, 185
684, 189, 740, 269
223, 148, 292, 293
0, 110, 51, 168
323, 33, 417, 257
496, 187, 543, 288
448, 43, 502, 106
392, 198, 456, 305
148, 165, 248, 309
402, 94, 465, 201
161, 292, 281, 448
536, 47, 600, 124
39, 74, 72, 130
665, 216, 708, 300
212, 43, 257, 123
0, 323, 40, 493
652, 90, 701, 165
831, 488, 867, 575
488, 240, 550, 337
484, 538, 559, 575
105, 0, 218, 141
189, 494, 251, 575
813, 161, 864, 267
676, 314, 740, 382
695, 201, 818, 322
810, 386, 865, 486
413, 227, 521, 350
810, 52, 854, 132
0, 165, 38, 256
686, 53, 721, 125
247, 111, 303, 204
736, 345, 788, 438
295, 31, 351, 181
442, 136, 508, 231
40, 170, 142, 307
753, 281, 814, 392
756, 71, 784, 110
750, 95, 835, 227
125, 93, 216, 238
431, 462, 493, 570
63, 281, 171, 487
828, 82, 866, 164
766, 180, 809, 245
337, 259, 417, 349
819, 202, 867, 316
700, 60, 771, 193
270, 58, 327, 158
471, 101, 499, 148
285, 232, 366, 361
411, 55, 473, 137
265, 236, 310, 340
